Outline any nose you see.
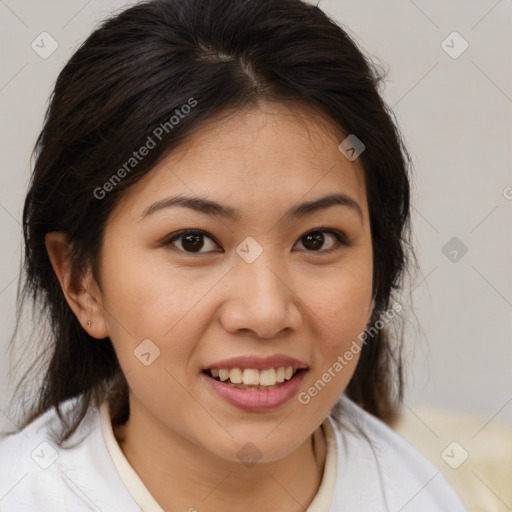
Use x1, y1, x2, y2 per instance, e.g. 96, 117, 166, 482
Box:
219, 256, 302, 339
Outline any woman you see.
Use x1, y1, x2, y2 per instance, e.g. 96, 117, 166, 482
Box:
0, 0, 468, 510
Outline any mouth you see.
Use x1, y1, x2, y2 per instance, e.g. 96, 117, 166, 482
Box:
200, 365, 309, 412
201, 366, 306, 391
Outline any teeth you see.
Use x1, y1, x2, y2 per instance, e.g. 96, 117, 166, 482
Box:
229, 368, 243, 384
208, 366, 298, 387
259, 368, 276, 386
242, 368, 260, 385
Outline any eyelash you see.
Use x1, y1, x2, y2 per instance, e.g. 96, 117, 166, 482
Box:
162, 228, 350, 255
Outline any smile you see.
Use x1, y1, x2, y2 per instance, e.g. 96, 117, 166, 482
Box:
204, 366, 299, 389
200, 367, 308, 412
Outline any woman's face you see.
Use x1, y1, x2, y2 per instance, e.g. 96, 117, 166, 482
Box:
94, 101, 373, 463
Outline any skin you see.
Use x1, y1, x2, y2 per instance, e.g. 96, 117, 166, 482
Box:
46, 101, 374, 511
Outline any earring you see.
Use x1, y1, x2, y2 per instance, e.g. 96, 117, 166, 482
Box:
87, 320, 92, 327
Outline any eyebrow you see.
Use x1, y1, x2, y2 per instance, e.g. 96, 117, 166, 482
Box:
139, 192, 363, 223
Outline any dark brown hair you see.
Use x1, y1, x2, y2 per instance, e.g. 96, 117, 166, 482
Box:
5, 0, 414, 446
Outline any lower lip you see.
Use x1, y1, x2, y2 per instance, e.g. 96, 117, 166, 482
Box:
200, 370, 308, 412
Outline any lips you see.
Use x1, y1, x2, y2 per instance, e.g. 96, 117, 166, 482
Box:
200, 354, 309, 412
203, 354, 309, 371
200, 368, 308, 412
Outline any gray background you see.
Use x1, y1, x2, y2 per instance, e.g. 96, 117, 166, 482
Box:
1, 0, 511, 432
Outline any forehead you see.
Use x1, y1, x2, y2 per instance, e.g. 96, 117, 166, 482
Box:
112, 101, 368, 224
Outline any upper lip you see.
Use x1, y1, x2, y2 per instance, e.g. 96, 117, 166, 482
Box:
204, 355, 309, 371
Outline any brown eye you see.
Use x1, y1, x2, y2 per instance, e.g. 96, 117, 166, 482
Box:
164, 230, 219, 254
296, 229, 347, 253
163, 228, 348, 256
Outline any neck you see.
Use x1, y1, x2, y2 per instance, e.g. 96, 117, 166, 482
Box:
112, 404, 327, 511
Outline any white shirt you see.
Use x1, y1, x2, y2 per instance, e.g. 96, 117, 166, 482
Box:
0, 394, 468, 511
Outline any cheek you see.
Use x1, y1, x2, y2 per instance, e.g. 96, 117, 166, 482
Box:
299, 271, 371, 412
98, 245, 224, 392
100, 244, 206, 335
300, 253, 372, 405
309, 259, 373, 346
98, 252, 205, 399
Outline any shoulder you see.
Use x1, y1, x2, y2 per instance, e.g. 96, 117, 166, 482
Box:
326, 395, 468, 512
0, 396, 137, 511
0, 396, 95, 510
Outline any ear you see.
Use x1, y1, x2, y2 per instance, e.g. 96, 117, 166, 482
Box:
45, 232, 109, 339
